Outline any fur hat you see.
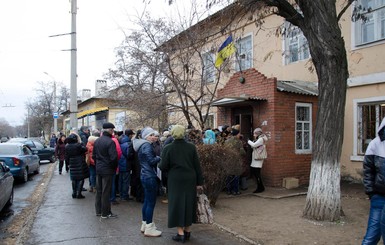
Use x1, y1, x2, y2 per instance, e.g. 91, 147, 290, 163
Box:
102, 122, 115, 129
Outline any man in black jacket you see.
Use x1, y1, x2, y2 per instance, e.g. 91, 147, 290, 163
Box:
93, 122, 118, 219
362, 117, 385, 244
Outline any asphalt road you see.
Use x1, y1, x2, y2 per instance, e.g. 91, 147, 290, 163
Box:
3, 161, 247, 245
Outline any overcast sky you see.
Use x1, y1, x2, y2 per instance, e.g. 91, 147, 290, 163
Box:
0, 0, 219, 126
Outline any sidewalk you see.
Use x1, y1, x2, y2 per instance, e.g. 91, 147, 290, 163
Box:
24, 161, 368, 245
24, 163, 249, 245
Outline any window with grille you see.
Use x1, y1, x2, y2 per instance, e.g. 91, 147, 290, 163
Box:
295, 103, 312, 153
357, 102, 385, 154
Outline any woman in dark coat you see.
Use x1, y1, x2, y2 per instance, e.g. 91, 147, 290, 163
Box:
65, 133, 89, 199
55, 135, 68, 174
159, 125, 204, 243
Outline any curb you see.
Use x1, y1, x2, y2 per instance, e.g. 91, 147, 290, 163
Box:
15, 161, 57, 245
213, 222, 262, 245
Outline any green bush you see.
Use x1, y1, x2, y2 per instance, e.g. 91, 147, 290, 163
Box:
196, 144, 243, 206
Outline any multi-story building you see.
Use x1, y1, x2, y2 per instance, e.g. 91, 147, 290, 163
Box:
161, 1, 385, 186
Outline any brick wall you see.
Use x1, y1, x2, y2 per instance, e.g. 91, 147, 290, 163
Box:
215, 68, 318, 187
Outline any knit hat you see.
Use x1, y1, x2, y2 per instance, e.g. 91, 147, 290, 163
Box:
171, 125, 185, 139
163, 131, 170, 137
254, 128, 263, 134
141, 127, 156, 139
102, 122, 115, 129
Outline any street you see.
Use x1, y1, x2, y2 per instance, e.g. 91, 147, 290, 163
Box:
2, 161, 247, 245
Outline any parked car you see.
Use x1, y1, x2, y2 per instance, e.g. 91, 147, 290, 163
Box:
0, 143, 40, 182
7, 138, 56, 163
0, 161, 14, 212
1, 136, 9, 143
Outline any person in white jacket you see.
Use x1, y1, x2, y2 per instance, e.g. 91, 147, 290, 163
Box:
247, 128, 268, 193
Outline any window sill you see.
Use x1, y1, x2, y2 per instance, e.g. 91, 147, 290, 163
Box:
350, 155, 364, 162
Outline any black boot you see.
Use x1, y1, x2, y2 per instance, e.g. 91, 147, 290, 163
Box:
72, 181, 77, 198
172, 233, 185, 243
77, 180, 85, 199
184, 231, 191, 241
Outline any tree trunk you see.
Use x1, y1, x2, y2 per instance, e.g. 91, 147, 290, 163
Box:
300, 1, 348, 221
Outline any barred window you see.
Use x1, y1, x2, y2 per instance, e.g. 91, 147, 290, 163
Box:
295, 103, 312, 153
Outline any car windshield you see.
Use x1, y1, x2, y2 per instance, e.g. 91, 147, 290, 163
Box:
0, 145, 20, 155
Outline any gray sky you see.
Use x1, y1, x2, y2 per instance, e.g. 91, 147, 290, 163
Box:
0, 0, 215, 126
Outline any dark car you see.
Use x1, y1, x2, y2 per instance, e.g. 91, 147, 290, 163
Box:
8, 138, 56, 163
0, 143, 40, 182
0, 161, 14, 212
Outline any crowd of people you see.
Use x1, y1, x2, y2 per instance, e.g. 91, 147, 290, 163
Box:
50, 122, 268, 242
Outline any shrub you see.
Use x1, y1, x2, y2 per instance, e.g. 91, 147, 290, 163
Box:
196, 143, 243, 206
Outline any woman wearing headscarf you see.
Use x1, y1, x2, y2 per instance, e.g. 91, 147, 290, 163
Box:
159, 125, 204, 243
65, 133, 89, 198
203, 129, 216, 145
247, 128, 268, 193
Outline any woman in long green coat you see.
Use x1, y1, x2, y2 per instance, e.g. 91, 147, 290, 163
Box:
159, 125, 204, 243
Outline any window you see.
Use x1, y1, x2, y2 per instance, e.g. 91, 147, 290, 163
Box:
235, 35, 252, 71
354, 0, 385, 46
357, 102, 385, 154
284, 23, 310, 64
202, 52, 215, 83
204, 114, 215, 129
295, 103, 312, 153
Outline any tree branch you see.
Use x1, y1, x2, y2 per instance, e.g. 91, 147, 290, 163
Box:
337, 0, 355, 21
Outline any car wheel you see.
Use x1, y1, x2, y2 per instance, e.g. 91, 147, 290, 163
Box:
34, 164, 40, 174
21, 168, 28, 183
5, 187, 14, 207
49, 155, 56, 163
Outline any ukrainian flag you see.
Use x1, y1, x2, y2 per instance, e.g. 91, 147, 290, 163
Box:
215, 35, 236, 68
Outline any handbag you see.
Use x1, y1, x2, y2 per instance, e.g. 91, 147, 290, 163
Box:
196, 192, 214, 224
253, 145, 267, 160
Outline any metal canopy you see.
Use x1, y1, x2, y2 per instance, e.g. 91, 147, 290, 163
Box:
211, 96, 267, 107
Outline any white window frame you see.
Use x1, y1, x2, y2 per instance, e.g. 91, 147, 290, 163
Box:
353, 0, 385, 47
235, 34, 253, 71
204, 113, 216, 129
202, 51, 215, 83
283, 22, 310, 65
295, 102, 312, 154
351, 96, 385, 161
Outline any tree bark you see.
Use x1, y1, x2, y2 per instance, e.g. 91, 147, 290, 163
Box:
298, 1, 348, 221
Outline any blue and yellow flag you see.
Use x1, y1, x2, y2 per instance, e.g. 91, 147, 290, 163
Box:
215, 35, 236, 68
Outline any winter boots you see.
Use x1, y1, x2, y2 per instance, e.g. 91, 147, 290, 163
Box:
144, 222, 162, 237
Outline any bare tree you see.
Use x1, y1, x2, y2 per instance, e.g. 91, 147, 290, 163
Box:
25, 81, 70, 138
183, 0, 353, 221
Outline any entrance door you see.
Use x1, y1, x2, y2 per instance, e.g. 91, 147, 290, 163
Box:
233, 106, 253, 140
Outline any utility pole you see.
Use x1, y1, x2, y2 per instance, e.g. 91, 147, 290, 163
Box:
69, 0, 78, 130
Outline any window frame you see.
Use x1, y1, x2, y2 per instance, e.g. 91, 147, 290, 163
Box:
202, 51, 216, 84
283, 22, 310, 65
352, 96, 385, 161
353, 0, 385, 47
235, 34, 253, 72
295, 102, 312, 154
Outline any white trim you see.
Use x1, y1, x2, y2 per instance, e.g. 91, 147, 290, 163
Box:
348, 72, 385, 87
350, 155, 364, 162
352, 95, 385, 157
